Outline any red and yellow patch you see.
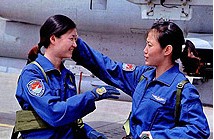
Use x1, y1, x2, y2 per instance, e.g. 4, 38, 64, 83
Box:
27, 79, 45, 97
122, 63, 136, 71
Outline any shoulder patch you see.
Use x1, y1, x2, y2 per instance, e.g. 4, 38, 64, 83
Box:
27, 79, 45, 97
122, 63, 136, 71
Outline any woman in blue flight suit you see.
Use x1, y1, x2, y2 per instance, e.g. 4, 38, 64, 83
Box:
15, 15, 120, 139
72, 20, 210, 139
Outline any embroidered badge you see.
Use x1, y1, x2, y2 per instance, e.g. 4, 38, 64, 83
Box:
96, 87, 107, 95
68, 84, 75, 89
152, 94, 166, 104
122, 63, 136, 71
27, 79, 45, 97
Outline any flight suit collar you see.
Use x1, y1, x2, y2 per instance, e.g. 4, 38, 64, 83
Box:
156, 64, 180, 86
143, 64, 180, 86
36, 54, 71, 76
36, 54, 56, 72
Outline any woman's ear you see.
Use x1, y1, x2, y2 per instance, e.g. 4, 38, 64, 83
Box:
50, 35, 56, 44
164, 45, 173, 56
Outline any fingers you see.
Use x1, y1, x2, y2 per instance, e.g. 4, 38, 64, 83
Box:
109, 90, 120, 95
108, 95, 120, 99
103, 86, 116, 90
103, 86, 120, 95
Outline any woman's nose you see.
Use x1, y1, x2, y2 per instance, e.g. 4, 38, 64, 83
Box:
143, 46, 147, 54
72, 41, 77, 48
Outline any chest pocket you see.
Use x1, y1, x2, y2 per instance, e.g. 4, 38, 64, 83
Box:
136, 90, 169, 126
145, 92, 173, 129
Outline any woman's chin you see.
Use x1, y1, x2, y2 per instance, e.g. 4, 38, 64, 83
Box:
145, 61, 149, 65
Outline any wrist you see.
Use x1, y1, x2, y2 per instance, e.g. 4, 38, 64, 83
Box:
91, 91, 99, 100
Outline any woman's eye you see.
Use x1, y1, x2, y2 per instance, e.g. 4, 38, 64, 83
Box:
146, 41, 152, 47
69, 38, 77, 41
146, 43, 152, 47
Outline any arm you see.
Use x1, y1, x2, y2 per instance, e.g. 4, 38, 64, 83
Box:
16, 66, 120, 127
72, 38, 143, 96
16, 68, 96, 127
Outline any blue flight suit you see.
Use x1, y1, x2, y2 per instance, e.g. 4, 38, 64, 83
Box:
72, 38, 210, 139
16, 54, 96, 138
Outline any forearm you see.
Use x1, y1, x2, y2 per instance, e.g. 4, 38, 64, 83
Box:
73, 38, 136, 95
27, 91, 96, 127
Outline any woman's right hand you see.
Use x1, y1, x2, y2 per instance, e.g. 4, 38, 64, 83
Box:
91, 86, 120, 101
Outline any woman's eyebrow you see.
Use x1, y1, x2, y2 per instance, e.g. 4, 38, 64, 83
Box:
71, 34, 78, 37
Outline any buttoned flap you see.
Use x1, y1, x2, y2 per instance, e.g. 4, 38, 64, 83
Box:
133, 90, 168, 114
141, 92, 167, 111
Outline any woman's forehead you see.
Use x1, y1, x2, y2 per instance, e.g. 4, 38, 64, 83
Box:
147, 29, 159, 40
65, 28, 78, 37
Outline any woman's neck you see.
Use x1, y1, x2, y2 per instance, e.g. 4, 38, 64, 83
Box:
44, 53, 62, 71
155, 62, 174, 78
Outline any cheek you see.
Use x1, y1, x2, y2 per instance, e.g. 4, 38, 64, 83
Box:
148, 48, 157, 57
61, 41, 71, 50
149, 46, 163, 56
148, 49, 162, 62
